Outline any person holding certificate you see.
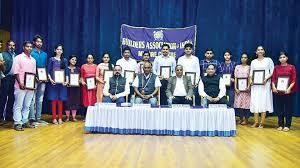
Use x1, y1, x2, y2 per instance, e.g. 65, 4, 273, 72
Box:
177, 43, 200, 105
234, 53, 251, 125
271, 52, 297, 131
132, 62, 161, 106
220, 50, 237, 108
135, 51, 151, 74
47, 44, 69, 124
12, 41, 36, 131
96, 53, 114, 102
103, 65, 130, 104
81, 54, 97, 111
65, 55, 81, 122
29, 35, 49, 125
153, 44, 176, 105
249, 46, 274, 128
198, 64, 228, 105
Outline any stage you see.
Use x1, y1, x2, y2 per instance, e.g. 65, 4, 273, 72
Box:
0, 115, 299, 168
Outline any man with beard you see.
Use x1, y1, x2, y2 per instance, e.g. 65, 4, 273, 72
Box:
103, 65, 130, 104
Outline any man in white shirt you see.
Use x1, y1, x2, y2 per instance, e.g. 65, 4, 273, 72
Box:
116, 46, 137, 76
177, 43, 200, 105
198, 64, 228, 105
132, 62, 161, 106
166, 65, 193, 106
153, 44, 176, 105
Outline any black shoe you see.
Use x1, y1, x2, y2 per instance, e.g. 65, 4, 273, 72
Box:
22, 122, 36, 128
14, 124, 24, 131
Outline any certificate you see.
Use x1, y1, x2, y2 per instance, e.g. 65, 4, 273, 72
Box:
160, 66, 171, 79
223, 74, 232, 86
276, 76, 289, 92
124, 70, 135, 83
24, 72, 36, 90
252, 70, 265, 85
54, 70, 65, 84
37, 68, 48, 81
104, 70, 113, 83
69, 73, 80, 87
86, 77, 96, 90
237, 78, 248, 91
185, 72, 196, 85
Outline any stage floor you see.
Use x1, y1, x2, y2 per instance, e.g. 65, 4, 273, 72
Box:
0, 115, 299, 168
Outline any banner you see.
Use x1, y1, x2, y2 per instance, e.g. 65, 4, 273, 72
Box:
121, 24, 197, 61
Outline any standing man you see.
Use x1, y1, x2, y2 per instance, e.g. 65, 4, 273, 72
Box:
0, 40, 17, 124
199, 48, 222, 77
153, 44, 176, 105
177, 43, 200, 105
13, 41, 36, 131
29, 35, 48, 124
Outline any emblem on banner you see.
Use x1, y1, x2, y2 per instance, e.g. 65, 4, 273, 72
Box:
153, 30, 164, 41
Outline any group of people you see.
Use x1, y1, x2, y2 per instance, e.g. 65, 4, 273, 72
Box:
0, 35, 297, 132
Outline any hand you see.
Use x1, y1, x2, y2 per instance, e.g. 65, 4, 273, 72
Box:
212, 97, 220, 102
272, 87, 278, 93
35, 77, 40, 83
63, 82, 68, 86
185, 96, 192, 100
144, 95, 151, 100
19, 83, 25, 90
82, 81, 86, 86
110, 94, 117, 101
235, 89, 240, 94
50, 78, 56, 85
206, 96, 213, 102
159, 76, 163, 80
286, 88, 291, 94
263, 78, 268, 85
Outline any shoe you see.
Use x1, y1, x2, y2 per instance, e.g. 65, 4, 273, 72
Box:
277, 127, 283, 131
0, 120, 4, 126
241, 120, 248, 125
23, 122, 36, 128
72, 118, 77, 122
65, 118, 70, 122
251, 123, 259, 128
37, 119, 49, 125
58, 119, 63, 124
283, 127, 290, 132
52, 119, 58, 125
14, 124, 24, 131
258, 124, 264, 128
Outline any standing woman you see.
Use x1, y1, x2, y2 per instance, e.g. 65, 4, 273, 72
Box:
136, 51, 151, 74
249, 46, 274, 128
65, 55, 81, 122
95, 53, 113, 102
47, 44, 69, 124
272, 52, 297, 131
234, 53, 251, 125
81, 54, 97, 112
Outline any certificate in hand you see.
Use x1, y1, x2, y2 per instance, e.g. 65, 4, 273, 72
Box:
37, 68, 48, 81
124, 70, 135, 83
223, 74, 232, 86
24, 72, 36, 90
252, 70, 265, 85
104, 70, 113, 83
86, 77, 96, 90
54, 70, 65, 84
185, 72, 196, 85
276, 76, 289, 92
237, 78, 248, 91
160, 66, 171, 79
69, 73, 80, 87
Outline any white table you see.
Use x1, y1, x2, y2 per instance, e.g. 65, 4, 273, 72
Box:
85, 105, 236, 137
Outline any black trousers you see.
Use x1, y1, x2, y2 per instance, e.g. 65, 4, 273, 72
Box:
236, 108, 250, 119
160, 79, 168, 105
0, 75, 15, 121
275, 94, 294, 128
172, 96, 193, 106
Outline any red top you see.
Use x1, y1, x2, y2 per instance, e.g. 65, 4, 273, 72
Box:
271, 64, 297, 95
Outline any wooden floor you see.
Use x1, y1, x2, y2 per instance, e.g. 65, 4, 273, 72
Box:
0, 115, 300, 168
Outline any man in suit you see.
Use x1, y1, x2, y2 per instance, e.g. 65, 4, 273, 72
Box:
0, 40, 16, 124
166, 65, 193, 106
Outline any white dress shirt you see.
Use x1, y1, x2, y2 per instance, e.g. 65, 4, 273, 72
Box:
173, 77, 187, 96
153, 55, 176, 77
177, 55, 200, 84
116, 57, 137, 76
103, 77, 130, 98
198, 76, 226, 99
132, 73, 162, 88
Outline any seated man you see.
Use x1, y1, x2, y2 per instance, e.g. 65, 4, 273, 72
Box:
132, 62, 161, 106
103, 65, 130, 104
198, 64, 228, 105
166, 65, 193, 106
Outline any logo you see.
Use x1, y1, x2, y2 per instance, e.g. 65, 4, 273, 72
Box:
153, 30, 164, 41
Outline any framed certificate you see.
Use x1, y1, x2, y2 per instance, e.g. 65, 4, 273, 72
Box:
24, 72, 36, 90
252, 70, 265, 85
86, 77, 96, 90
69, 73, 80, 87
223, 74, 232, 86
124, 70, 135, 83
54, 70, 65, 84
37, 68, 48, 81
160, 66, 171, 79
104, 70, 113, 83
276, 76, 289, 92
185, 72, 196, 85
237, 78, 248, 91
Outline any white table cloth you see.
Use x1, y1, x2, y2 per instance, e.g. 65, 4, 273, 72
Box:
85, 105, 236, 137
